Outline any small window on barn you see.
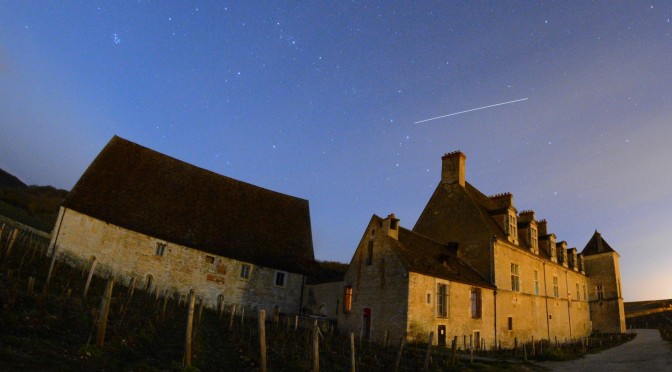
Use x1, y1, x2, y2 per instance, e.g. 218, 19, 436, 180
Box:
508, 316, 513, 330
343, 286, 353, 313
366, 240, 373, 265
155, 242, 166, 256
274, 271, 286, 287
205, 255, 215, 264
240, 264, 251, 279
471, 288, 482, 319
426, 292, 432, 304
597, 284, 604, 300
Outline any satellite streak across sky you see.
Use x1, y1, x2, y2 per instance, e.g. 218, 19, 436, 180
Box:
415, 97, 529, 124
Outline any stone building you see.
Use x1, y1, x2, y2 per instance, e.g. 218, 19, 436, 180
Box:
315, 151, 625, 347
49, 136, 315, 315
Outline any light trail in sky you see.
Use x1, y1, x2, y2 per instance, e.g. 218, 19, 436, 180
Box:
415, 97, 529, 124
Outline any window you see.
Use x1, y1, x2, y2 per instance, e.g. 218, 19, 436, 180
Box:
553, 276, 559, 298
576, 283, 580, 301
583, 284, 587, 301
533, 270, 539, 295
508, 316, 513, 331
436, 283, 449, 318
510, 263, 520, 292
508, 212, 517, 239
155, 242, 166, 256
343, 286, 352, 313
551, 245, 557, 260
205, 255, 215, 264
240, 264, 251, 279
471, 288, 482, 318
426, 293, 432, 304
597, 284, 604, 300
274, 271, 286, 287
366, 240, 373, 265
530, 227, 538, 249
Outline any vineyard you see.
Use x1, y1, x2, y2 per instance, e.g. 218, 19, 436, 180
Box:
0, 221, 634, 371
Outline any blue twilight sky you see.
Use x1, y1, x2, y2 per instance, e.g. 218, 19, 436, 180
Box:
1, 1, 671, 301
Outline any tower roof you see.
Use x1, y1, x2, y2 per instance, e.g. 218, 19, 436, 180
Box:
581, 230, 617, 256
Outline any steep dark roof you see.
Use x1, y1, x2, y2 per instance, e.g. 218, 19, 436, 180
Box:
581, 231, 617, 256
389, 222, 494, 289
63, 136, 315, 273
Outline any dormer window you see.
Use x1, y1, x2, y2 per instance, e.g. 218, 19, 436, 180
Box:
507, 212, 518, 239
530, 226, 538, 250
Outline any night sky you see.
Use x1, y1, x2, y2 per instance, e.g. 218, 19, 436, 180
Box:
2, 2, 671, 301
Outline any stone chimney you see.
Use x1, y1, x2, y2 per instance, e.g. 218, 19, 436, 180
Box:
595, 230, 603, 252
538, 219, 548, 236
441, 151, 466, 187
519, 210, 535, 223
488, 193, 514, 209
382, 213, 399, 240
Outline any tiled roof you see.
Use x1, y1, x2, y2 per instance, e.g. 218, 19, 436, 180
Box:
63, 136, 315, 273
581, 231, 617, 256
386, 221, 494, 289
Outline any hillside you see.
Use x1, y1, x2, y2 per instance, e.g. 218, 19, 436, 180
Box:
0, 168, 68, 232
0, 168, 27, 188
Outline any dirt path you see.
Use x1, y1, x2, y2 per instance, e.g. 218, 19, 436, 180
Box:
536, 329, 672, 371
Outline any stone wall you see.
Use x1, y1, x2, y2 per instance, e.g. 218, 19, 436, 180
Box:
407, 272, 495, 347
303, 281, 344, 319
493, 240, 592, 346
49, 207, 305, 316
337, 218, 409, 343
585, 252, 626, 333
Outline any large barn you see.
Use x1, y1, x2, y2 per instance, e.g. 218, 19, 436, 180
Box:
49, 136, 315, 314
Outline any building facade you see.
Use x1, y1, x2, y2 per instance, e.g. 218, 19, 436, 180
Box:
312, 151, 625, 347
49, 136, 315, 315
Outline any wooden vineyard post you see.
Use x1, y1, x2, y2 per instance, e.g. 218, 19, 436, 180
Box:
96, 276, 115, 347
393, 337, 405, 372
229, 304, 237, 330
83, 257, 98, 298
450, 336, 458, 366
383, 330, 389, 348
523, 342, 527, 362
161, 290, 169, 322
469, 334, 473, 364
532, 336, 535, 356
423, 331, 434, 370
350, 331, 356, 372
27, 276, 35, 293
184, 289, 196, 367
46, 245, 59, 285
258, 309, 267, 372
4, 229, 19, 259
197, 297, 204, 324
295, 315, 299, 331
313, 320, 319, 372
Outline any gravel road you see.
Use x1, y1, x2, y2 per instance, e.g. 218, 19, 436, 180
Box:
536, 329, 672, 371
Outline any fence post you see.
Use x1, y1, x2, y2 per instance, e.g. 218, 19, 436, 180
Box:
469, 334, 473, 364
532, 335, 535, 356
350, 332, 357, 372
83, 258, 98, 298
424, 331, 434, 370
229, 304, 237, 330
450, 336, 458, 366
4, 229, 19, 259
394, 337, 405, 372
96, 276, 115, 347
383, 329, 389, 348
313, 320, 319, 372
259, 309, 267, 372
46, 244, 59, 285
184, 289, 195, 367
